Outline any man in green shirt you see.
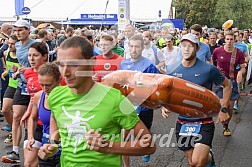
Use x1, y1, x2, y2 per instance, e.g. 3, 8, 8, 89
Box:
38, 36, 156, 167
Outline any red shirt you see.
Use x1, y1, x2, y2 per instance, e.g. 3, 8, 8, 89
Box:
24, 68, 42, 98
212, 46, 245, 79
24, 68, 43, 125
93, 54, 124, 82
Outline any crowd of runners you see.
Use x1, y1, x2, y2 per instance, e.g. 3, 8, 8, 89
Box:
0, 18, 251, 167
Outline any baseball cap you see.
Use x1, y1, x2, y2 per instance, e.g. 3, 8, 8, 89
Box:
181, 33, 199, 47
14, 19, 30, 29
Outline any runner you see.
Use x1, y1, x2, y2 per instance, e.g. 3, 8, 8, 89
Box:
120, 35, 159, 165
162, 33, 231, 167
38, 36, 156, 167
93, 34, 124, 82
27, 62, 61, 167
177, 24, 212, 63
1, 35, 19, 144
1, 19, 36, 164
212, 31, 246, 136
21, 42, 48, 166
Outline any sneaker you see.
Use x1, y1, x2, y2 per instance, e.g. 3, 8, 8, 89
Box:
206, 149, 216, 167
141, 155, 150, 162
1, 151, 20, 163
233, 103, 238, 111
223, 128, 231, 136
241, 84, 245, 91
1, 124, 11, 132
4, 133, 12, 144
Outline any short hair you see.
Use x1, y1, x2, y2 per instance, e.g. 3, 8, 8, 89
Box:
38, 62, 61, 81
60, 36, 93, 59
29, 42, 48, 56
100, 34, 113, 42
163, 34, 173, 40
38, 29, 48, 38
66, 27, 74, 34
125, 24, 135, 31
209, 32, 217, 37
224, 31, 235, 38
239, 32, 244, 38
9, 34, 18, 41
190, 24, 202, 33
129, 35, 144, 47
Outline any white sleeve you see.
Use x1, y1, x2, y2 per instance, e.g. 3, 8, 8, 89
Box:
157, 48, 165, 62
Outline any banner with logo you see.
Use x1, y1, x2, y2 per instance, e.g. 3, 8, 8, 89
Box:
118, 0, 130, 31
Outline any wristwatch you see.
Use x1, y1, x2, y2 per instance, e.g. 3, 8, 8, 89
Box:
221, 107, 228, 113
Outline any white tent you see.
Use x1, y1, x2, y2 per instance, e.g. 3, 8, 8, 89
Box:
0, 0, 171, 22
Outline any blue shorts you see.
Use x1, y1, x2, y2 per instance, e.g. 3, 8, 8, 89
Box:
215, 81, 239, 101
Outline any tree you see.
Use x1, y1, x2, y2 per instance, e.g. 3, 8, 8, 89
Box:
215, 0, 252, 29
172, 0, 217, 28
172, 0, 252, 29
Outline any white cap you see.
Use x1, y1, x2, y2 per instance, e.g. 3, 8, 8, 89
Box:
14, 19, 30, 29
181, 33, 199, 47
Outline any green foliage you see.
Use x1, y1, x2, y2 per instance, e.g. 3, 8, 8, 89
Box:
172, 0, 252, 29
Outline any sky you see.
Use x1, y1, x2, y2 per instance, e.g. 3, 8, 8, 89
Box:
0, 0, 172, 21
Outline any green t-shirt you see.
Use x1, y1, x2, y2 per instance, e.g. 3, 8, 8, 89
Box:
5, 51, 19, 88
48, 83, 139, 167
112, 45, 124, 57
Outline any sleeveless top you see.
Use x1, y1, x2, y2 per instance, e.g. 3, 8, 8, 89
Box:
6, 51, 19, 88
38, 92, 51, 135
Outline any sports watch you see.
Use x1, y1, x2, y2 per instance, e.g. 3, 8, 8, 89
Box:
221, 107, 228, 113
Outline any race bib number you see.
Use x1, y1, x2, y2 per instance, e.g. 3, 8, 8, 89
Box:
21, 85, 29, 95
8, 71, 14, 78
179, 123, 201, 136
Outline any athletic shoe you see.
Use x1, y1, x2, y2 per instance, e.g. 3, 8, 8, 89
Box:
241, 84, 245, 91
233, 103, 238, 111
1, 151, 20, 163
206, 149, 216, 167
4, 133, 12, 144
1, 124, 11, 132
223, 127, 231, 136
141, 155, 150, 162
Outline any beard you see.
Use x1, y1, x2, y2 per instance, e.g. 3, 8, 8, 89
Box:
183, 53, 196, 61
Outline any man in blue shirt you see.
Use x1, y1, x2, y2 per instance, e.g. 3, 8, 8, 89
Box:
177, 24, 212, 63
120, 35, 158, 164
1, 19, 36, 164
162, 33, 231, 167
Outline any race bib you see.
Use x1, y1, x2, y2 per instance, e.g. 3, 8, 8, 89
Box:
21, 85, 29, 95
42, 133, 50, 144
8, 71, 14, 78
179, 123, 201, 136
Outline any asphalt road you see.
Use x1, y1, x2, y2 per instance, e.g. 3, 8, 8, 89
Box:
1, 86, 251, 167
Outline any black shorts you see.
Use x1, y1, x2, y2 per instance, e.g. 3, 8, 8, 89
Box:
12, 88, 30, 106
175, 121, 215, 151
24, 124, 43, 142
39, 155, 60, 167
138, 109, 153, 130
3, 86, 16, 99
